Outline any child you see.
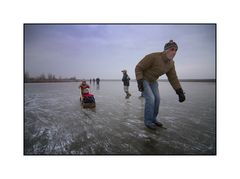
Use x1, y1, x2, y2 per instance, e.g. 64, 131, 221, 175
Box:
81, 88, 95, 103
79, 80, 90, 96
79, 81, 95, 106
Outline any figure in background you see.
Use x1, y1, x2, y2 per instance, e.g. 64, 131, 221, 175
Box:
121, 70, 131, 99
96, 78, 100, 85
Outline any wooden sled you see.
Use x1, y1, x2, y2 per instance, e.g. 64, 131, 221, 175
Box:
82, 102, 96, 108
80, 96, 96, 108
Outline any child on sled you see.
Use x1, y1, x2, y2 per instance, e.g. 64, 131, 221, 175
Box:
79, 81, 95, 108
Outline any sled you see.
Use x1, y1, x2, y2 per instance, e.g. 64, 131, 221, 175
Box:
80, 96, 96, 108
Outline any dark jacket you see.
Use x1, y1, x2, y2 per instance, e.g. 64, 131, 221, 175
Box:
122, 73, 130, 86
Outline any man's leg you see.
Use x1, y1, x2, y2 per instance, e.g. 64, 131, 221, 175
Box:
151, 81, 163, 127
143, 80, 156, 129
126, 86, 131, 97
124, 86, 130, 98
151, 81, 160, 120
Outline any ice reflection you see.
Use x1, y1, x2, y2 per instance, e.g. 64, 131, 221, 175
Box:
24, 81, 216, 154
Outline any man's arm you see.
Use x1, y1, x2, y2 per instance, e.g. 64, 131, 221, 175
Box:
166, 64, 181, 90
166, 64, 185, 102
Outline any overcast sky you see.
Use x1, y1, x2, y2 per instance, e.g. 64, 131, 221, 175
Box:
24, 24, 215, 80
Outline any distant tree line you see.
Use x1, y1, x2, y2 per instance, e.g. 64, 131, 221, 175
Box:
24, 72, 79, 83
24, 72, 215, 83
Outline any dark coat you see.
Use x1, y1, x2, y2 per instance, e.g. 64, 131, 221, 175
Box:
122, 73, 130, 86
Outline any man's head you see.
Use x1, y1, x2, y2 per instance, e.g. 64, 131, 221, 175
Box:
164, 40, 178, 60
121, 70, 127, 73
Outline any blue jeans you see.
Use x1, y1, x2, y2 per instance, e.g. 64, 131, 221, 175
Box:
143, 80, 160, 126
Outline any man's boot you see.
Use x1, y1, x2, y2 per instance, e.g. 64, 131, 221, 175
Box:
127, 92, 131, 98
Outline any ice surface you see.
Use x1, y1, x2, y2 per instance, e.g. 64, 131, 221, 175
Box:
24, 81, 216, 154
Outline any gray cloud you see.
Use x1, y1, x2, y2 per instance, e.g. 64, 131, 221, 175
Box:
24, 24, 215, 79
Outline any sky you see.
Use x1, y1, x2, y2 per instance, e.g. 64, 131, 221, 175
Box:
24, 24, 216, 80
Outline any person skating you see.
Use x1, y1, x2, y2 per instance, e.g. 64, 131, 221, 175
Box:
121, 69, 131, 99
96, 78, 100, 85
135, 40, 186, 130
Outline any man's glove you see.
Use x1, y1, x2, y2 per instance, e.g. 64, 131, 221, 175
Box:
137, 79, 144, 92
176, 88, 186, 103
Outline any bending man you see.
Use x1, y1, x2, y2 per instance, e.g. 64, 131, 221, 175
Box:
135, 40, 186, 130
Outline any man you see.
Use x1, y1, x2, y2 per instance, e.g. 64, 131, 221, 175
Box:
96, 78, 100, 85
121, 70, 131, 99
135, 40, 186, 130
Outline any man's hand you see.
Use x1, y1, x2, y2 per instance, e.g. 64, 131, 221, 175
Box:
137, 79, 144, 92
176, 88, 186, 102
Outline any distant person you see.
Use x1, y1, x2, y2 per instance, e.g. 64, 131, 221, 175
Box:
93, 78, 96, 84
135, 40, 186, 130
90, 78, 92, 84
96, 78, 100, 85
121, 70, 131, 99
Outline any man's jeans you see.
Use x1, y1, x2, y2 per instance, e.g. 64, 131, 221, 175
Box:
143, 80, 160, 126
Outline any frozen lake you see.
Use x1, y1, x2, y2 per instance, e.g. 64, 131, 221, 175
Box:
24, 81, 216, 155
